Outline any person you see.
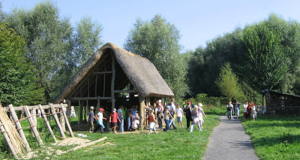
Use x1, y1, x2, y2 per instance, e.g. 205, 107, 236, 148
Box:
182, 102, 187, 115
235, 101, 240, 118
176, 103, 184, 128
109, 108, 120, 134
132, 111, 140, 130
148, 110, 157, 134
118, 105, 124, 133
70, 106, 76, 117
190, 105, 202, 132
198, 103, 207, 129
126, 107, 132, 131
246, 103, 252, 120
227, 101, 233, 119
37, 109, 41, 118
243, 101, 248, 121
87, 106, 95, 133
145, 103, 154, 128
184, 102, 193, 128
232, 99, 236, 115
251, 103, 257, 121
156, 100, 164, 129
163, 106, 173, 131
168, 103, 177, 130
94, 108, 107, 133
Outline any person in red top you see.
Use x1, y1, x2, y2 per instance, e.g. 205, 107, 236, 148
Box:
246, 103, 253, 120
109, 108, 120, 134
148, 110, 157, 135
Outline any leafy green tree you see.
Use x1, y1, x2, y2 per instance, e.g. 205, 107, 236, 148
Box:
0, 22, 45, 106
74, 16, 103, 67
215, 63, 244, 100
124, 14, 189, 98
241, 23, 288, 91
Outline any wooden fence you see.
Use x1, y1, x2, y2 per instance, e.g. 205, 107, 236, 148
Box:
0, 103, 74, 159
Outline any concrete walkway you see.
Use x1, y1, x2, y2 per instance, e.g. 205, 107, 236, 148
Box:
203, 116, 259, 160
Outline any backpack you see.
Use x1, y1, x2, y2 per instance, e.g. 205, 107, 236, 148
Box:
227, 105, 232, 111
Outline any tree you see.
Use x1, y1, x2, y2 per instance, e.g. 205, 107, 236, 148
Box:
0, 22, 45, 106
74, 16, 103, 67
124, 14, 189, 98
215, 63, 244, 100
241, 23, 288, 91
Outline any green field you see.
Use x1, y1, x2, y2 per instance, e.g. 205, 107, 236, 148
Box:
242, 115, 300, 160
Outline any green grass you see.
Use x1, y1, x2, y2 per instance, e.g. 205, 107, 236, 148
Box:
56, 114, 220, 160
0, 114, 220, 159
242, 115, 300, 160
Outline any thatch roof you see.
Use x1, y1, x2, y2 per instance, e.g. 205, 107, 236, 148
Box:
53, 43, 174, 103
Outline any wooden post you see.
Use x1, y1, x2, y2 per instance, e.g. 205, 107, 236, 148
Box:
24, 106, 43, 145
67, 100, 71, 123
145, 97, 150, 128
139, 95, 145, 130
78, 101, 83, 125
8, 104, 31, 152
60, 106, 66, 132
31, 106, 37, 125
0, 121, 18, 159
111, 54, 116, 112
39, 105, 57, 143
50, 104, 66, 138
60, 103, 74, 137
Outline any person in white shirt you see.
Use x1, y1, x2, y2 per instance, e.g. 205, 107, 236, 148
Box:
94, 108, 107, 133
70, 106, 76, 117
198, 103, 207, 129
243, 101, 248, 121
176, 104, 184, 127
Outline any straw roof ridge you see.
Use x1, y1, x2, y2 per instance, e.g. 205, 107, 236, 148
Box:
53, 43, 174, 103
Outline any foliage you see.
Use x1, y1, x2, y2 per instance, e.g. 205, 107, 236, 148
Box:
0, 22, 45, 106
4, 1, 103, 101
124, 14, 189, 98
215, 63, 245, 101
242, 115, 300, 160
241, 23, 288, 91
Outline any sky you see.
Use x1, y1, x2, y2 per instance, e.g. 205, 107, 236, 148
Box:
2, 0, 300, 52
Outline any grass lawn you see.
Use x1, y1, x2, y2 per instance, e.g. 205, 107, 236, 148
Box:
0, 114, 220, 159
242, 115, 300, 160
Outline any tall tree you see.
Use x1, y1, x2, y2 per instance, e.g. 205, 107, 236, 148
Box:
215, 63, 244, 100
0, 22, 45, 106
241, 23, 288, 91
74, 16, 103, 67
124, 15, 189, 98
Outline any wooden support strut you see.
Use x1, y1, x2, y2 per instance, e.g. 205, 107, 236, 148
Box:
111, 54, 116, 112
49, 103, 66, 138
23, 106, 43, 145
39, 105, 57, 143
8, 104, 31, 152
0, 121, 18, 159
60, 103, 74, 137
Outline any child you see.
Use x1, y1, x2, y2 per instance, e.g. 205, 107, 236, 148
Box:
176, 104, 184, 128
87, 106, 95, 133
109, 108, 120, 134
227, 101, 233, 119
132, 111, 140, 131
94, 108, 107, 133
70, 106, 76, 117
148, 110, 157, 134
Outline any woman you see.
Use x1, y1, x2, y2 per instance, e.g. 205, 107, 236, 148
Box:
227, 101, 233, 119
190, 105, 201, 132
163, 106, 173, 131
235, 101, 240, 118
198, 103, 207, 129
251, 103, 257, 121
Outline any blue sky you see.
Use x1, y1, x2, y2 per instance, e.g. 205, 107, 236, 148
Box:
2, 0, 300, 52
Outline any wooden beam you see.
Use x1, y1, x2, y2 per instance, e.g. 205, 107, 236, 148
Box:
39, 105, 57, 143
92, 71, 112, 74
114, 90, 138, 93
70, 97, 111, 100
139, 95, 145, 130
2, 104, 67, 112
111, 54, 116, 112
24, 105, 43, 145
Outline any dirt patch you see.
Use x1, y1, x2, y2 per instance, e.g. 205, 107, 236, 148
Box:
52, 137, 91, 146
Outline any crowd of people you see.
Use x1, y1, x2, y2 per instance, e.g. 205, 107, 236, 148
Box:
227, 100, 257, 121
84, 98, 208, 134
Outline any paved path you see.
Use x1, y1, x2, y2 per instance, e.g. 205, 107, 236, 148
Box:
203, 116, 259, 160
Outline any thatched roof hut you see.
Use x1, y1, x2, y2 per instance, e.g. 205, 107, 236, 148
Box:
53, 43, 174, 127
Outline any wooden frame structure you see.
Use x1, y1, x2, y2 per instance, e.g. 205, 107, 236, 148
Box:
53, 43, 174, 129
262, 89, 300, 116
